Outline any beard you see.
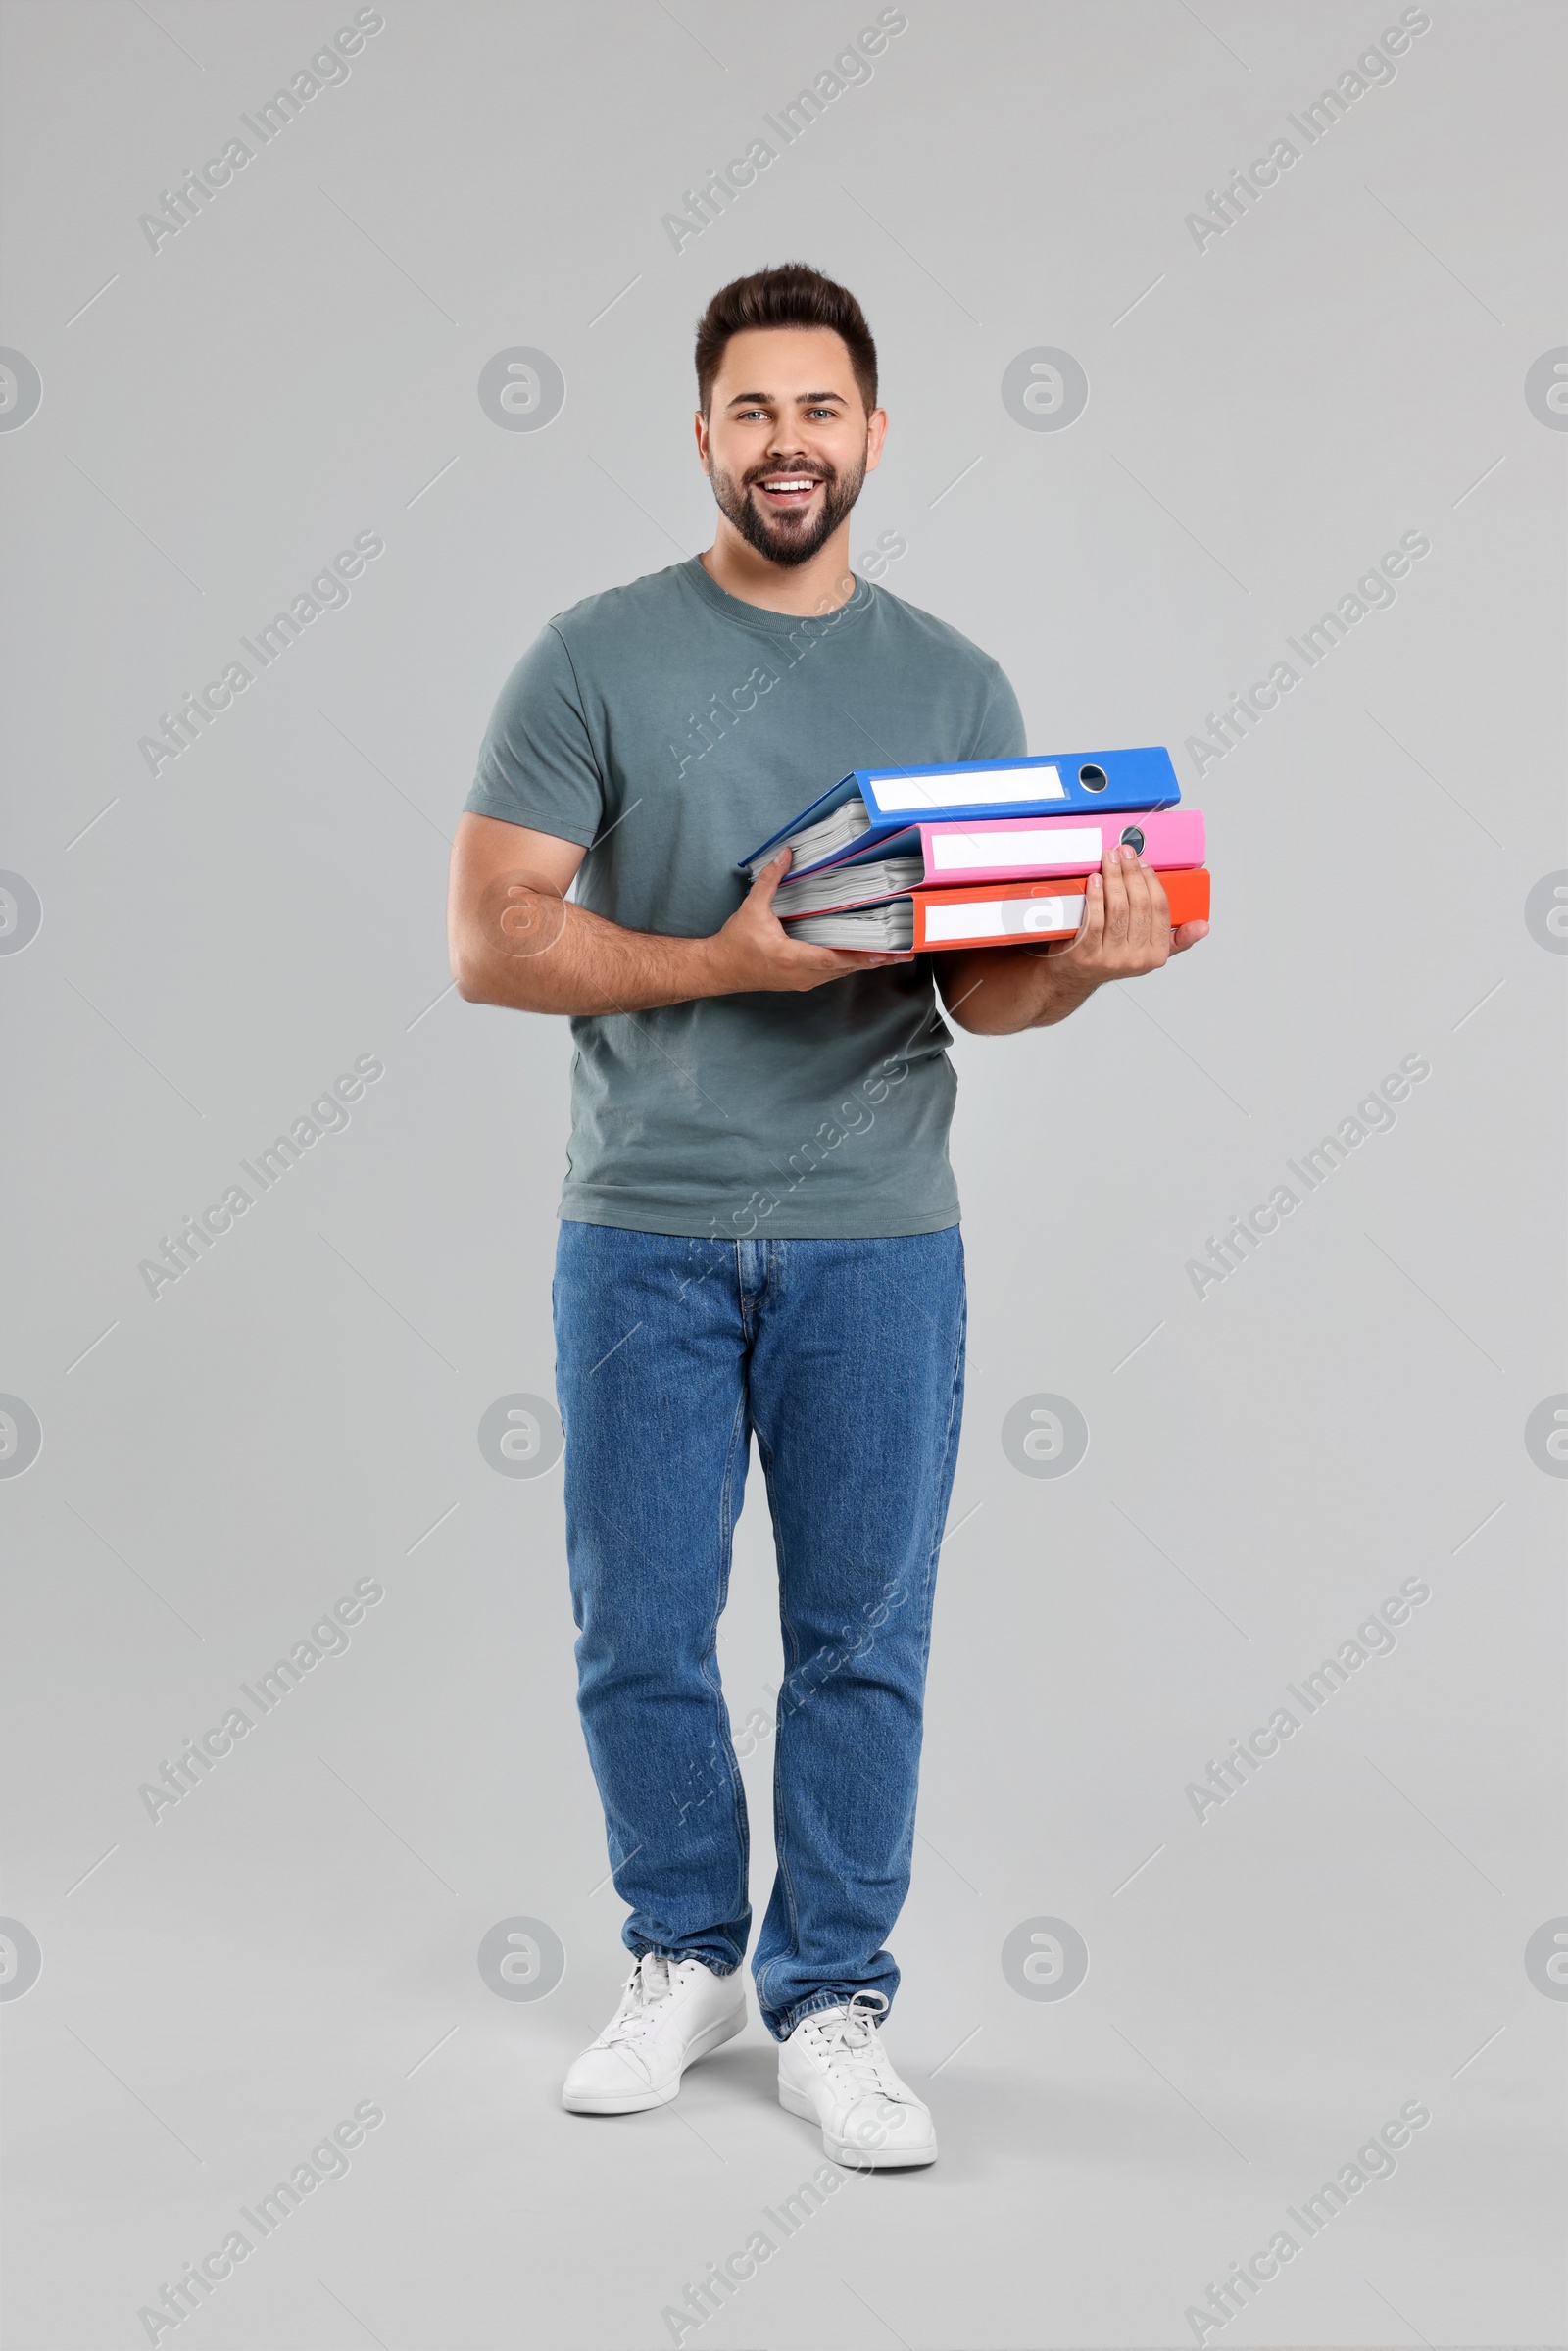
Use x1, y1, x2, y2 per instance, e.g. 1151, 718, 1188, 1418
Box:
707, 450, 866, 568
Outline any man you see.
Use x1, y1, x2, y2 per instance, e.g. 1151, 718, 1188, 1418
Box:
449, 264, 1204, 2168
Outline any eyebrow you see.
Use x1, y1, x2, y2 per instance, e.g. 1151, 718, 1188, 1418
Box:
724, 388, 848, 407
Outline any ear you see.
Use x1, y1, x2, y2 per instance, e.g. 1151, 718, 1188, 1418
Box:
863, 407, 889, 475
694, 409, 710, 471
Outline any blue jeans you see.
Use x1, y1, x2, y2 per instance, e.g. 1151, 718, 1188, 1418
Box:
552, 1220, 966, 2041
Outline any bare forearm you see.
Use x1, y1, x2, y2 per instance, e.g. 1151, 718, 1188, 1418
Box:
455, 900, 726, 1015
450, 839, 912, 1016
938, 947, 1098, 1035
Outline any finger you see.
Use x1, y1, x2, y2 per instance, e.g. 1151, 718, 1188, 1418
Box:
1135, 862, 1171, 957
1116, 853, 1152, 955
1056, 868, 1105, 960
748, 849, 794, 907
1170, 919, 1208, 954
1099, 846, 1130, 945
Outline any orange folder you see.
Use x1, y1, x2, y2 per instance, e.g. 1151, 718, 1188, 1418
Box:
911, 866, 1210, 951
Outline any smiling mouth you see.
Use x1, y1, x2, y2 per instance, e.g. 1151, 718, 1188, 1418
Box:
753, 474, 824, 508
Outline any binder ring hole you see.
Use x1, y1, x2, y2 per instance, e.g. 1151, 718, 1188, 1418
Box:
1078, 763, 1108, 792
1119, 824, 1145, 854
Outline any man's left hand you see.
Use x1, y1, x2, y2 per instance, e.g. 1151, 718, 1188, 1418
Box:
1043, 842, 1208, 980
934, 842, 1207, 1033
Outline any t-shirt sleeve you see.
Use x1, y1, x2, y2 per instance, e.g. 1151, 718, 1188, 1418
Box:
464, 622, 605, 847
969, 661, 1028, 761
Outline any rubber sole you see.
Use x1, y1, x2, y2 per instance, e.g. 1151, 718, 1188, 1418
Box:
777, 2079, 938, 2168
562, 2004, 747, 2114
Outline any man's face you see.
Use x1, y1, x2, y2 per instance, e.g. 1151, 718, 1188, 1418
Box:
697, 326, 886, 568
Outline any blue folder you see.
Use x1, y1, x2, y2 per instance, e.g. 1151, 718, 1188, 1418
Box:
739, 749, 1181, 877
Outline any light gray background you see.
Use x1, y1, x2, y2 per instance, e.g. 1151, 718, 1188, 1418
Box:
2, 2, 1564, 2345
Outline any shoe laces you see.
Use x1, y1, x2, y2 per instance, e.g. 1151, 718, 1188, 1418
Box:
599, 1953, 682, 2048
803, 1990, 903, 2100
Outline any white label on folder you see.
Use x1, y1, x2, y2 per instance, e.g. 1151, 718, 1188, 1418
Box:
923, 893, 1084, 943
874, 763, 1064, 813
929, 825, 1102, 871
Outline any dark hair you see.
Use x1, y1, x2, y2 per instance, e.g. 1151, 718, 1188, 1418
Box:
695, 263, 878, 417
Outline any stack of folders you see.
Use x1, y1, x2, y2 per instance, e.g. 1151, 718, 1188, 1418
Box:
738, 750, 1210, 953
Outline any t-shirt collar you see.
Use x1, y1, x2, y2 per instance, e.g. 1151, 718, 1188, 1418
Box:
681, 553, 873, 639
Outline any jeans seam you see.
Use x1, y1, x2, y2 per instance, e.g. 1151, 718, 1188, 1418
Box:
700, 1371, 753, 1927
756, 1437, 805, 2016
914, 1272, 967, 1690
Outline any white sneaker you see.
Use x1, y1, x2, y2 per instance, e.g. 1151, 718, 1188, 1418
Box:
777, 1990, 937, 2168
562, 1953, 747, 2114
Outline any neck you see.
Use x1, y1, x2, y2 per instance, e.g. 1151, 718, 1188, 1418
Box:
699, 517, 858, 617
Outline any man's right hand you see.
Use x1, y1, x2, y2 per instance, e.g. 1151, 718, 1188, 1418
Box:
705, 850, 915, 993
450, 813, 911, 1019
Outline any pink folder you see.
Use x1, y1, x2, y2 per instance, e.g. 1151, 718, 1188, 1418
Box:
912, 807, 1203, 885
768, 806, 1204, 920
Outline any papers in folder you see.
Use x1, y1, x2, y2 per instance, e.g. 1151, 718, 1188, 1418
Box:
770, 857, 924, 918
789, 902, 917, 950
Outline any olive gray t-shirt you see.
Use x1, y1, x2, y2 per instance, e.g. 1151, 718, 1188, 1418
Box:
465, 557, 1025, 1239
